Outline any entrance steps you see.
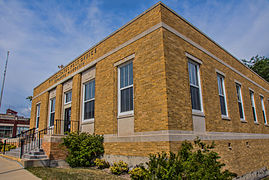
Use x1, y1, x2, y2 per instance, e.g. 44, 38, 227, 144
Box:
22, 149, 48, 160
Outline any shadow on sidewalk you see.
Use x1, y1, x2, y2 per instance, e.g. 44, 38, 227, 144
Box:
0, 168, 24, 175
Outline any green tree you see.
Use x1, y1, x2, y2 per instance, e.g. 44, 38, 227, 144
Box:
242, 55, 269, 82
26, 96, 33, 101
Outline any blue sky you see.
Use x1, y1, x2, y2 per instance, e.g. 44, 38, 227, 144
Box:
0, 0, 269, 117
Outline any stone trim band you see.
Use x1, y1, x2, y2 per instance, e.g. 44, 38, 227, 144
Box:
104, 130, 269, 143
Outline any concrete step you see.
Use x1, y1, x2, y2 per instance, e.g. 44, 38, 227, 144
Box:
27, 149, 45, 156
28, 151, 44, 156
23, 154, 48, 159
22, 158, 50, 168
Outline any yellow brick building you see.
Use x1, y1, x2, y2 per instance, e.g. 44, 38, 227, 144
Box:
30, 2, 269, 175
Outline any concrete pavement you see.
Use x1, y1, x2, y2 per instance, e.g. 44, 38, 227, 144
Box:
0, 156, 40, 180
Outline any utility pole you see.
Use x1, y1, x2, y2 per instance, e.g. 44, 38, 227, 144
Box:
0, 51, 10, 110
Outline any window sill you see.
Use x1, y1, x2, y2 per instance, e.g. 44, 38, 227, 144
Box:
221, 115, 231, 121
118, 113, 134, 119
254, 122, 259, 125
64, 102, 72, 105
240, 120, 247, 123
82, 119, 94, 124
192, 110, 205, 117
265, 124, 269, 127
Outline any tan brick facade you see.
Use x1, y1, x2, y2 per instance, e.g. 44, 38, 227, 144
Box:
30, 2, 269, 175
70, 74, 81, 132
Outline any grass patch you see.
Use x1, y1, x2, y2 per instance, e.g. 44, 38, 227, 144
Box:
27, 167, 126, 180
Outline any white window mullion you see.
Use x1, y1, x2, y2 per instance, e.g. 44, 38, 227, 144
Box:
118, 61, 134, 116
217, 74, 228, 117
188, 60, 203, 112
49, 98, 55, 127
261, 96, 267, 124
36, 103, 40, 129
250, 91, 257, 123
83, 80, 95, 121
236, 83, 245, 120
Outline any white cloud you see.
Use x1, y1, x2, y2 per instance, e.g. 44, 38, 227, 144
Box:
0, 0, 116, 116
168, 0, 269, 60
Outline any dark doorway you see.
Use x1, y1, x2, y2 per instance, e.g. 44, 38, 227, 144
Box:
64, 107, 71, 133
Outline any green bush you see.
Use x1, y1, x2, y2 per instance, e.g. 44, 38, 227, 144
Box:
1, 144, 16, 152
110, 160, 129, 175
62, 132, 104, 167
94, 158, 110, 169
143, 138, 237, 180
129, 166, 148, 180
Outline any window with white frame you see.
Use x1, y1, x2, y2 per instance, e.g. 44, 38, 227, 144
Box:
49, 98, 55, 127
261, 96, 267, 124
236, 83, 244, 120
250, 91, 257, 123
65, 91, 72, 104
83, 80, 95, 120
36, 104, 40, 128
118, 61, 133, 115
188, 60, 202, 111
217, 74, 228, 116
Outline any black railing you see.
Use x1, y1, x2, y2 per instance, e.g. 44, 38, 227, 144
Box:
19, 125, 54, 158
2, 119, 80, 158
13, 127, 36, 138
55, 119, 80, 135
1, 127, 36, 155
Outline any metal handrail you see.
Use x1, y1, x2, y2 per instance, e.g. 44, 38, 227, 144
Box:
55, 119, 80, 135
2, 119, 80, 158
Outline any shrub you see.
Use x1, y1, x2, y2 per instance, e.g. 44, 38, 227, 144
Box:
94, 158, 110, 169
110, 161, 129, 175
144, 138, 237, 180
62, 132, 104, 167
1, 144, 16, 152
129, 166, 148, 180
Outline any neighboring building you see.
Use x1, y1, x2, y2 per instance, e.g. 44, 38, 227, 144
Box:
0, 109, 30, 138
30, 2, 269, 175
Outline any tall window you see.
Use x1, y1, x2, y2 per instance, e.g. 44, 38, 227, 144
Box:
250, 91, 257, 123
118, 62, 133, 115
188, 61, 202, 111
49, 98, 55, 127
65, 91, 72, 104
261, 96, 267, 124
36, 104, 40, 128
83, 80, 95, 120
217, 74, 227, 116
236, 84, 244, 120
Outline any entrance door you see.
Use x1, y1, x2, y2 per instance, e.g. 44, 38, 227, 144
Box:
64, 107, 71, 133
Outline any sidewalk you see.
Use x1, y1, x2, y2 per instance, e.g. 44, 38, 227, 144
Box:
0, 156, 40, 180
